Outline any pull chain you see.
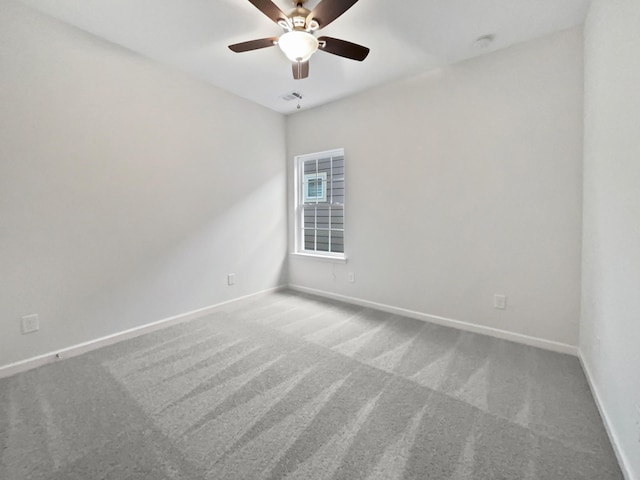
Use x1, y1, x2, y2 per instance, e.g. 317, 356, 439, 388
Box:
293, 92, 303, 110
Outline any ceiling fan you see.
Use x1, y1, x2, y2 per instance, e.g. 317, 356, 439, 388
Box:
229, 0, 370, 80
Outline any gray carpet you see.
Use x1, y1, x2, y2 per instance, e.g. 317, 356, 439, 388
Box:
0, 290, 623, 479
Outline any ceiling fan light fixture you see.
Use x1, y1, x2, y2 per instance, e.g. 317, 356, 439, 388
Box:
229, 0, 369, 79
278, 30, 318, 62
277, 19, 291, 30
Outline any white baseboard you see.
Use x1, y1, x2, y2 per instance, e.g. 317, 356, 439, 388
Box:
0, 286, 284, 379
288, 284, 578, 356
579, 352, 634, 480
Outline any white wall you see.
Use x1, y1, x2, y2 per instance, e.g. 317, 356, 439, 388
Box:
582, 0, 640, 477
287, 28, 584, 348
0, 1, 287, 367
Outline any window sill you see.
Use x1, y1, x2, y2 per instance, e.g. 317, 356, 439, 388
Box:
290, 252, 348, 264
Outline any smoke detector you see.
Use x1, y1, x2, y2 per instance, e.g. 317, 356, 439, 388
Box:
473, 35, 495, 49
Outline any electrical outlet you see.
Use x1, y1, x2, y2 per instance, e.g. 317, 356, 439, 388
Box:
21, 314, 39, 334
227, 273, 235, 286
494, 295, 507, 310
348, 272, 355, 283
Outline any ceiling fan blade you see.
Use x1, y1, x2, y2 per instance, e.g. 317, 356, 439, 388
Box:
229, 37, 278, 53
318, 36, 370, 61
247, 0, 288, 24
292, 61, 309, 80
307, 0, 360, 29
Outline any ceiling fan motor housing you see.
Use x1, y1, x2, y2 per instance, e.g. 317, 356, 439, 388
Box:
290, 6, 311, 29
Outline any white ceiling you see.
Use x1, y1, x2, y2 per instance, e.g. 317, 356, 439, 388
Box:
18, 0, 590, 114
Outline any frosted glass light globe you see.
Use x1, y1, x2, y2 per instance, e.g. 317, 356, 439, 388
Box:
278, 31, 319, 62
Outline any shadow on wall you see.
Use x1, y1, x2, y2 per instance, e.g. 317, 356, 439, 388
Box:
0, 170, 287, 367
53, 172, 288, 345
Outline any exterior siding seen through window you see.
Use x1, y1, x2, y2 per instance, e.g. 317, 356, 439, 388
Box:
295, 149, 345, 257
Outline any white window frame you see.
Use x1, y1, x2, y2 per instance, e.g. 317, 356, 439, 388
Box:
293, 148, 346, 262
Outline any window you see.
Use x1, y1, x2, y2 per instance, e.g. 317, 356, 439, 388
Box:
294, 149, 345, 259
